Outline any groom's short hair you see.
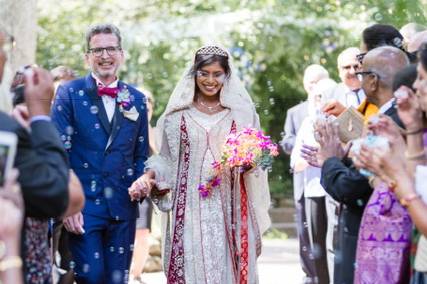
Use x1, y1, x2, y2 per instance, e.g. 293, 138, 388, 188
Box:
85, 24, 122, 51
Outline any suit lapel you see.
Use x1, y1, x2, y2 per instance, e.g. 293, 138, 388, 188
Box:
84, 75, 112, 135
106, 81, 125, 149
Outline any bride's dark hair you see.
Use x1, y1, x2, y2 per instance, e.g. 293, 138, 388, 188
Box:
190, 54, 231, 79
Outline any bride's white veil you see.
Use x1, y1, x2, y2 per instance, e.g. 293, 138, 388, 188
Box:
157, 45, 257, 134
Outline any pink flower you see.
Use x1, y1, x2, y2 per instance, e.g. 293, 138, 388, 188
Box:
198, 127, 279, 199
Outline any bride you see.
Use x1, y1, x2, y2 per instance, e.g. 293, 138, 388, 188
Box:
129, 45, 271, 284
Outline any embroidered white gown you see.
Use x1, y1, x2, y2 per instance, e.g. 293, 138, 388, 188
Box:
147, 106, 261, 284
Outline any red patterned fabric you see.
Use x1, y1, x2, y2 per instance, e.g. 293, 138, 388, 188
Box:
167, 116, 190, 284
239, 173, 249, 284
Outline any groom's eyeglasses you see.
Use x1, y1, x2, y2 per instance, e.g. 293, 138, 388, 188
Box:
87, 46, 122, 57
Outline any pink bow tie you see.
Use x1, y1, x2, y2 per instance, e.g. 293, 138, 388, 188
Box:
98, 86, 118, 98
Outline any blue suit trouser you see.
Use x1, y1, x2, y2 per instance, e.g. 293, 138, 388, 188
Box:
69, 214, 136, 284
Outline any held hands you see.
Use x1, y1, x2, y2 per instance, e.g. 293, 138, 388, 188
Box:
23, 67, 55, 118
128, 170, 156, 201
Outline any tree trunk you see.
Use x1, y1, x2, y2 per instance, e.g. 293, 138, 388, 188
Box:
0, 0, 37, 111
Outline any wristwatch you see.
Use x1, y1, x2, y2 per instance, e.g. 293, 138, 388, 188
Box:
400, 193, 420, 208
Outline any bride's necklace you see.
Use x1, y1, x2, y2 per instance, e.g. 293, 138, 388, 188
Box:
197, 98, 221, 112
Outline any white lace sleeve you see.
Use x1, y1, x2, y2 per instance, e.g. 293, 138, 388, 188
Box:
145, 116, 177, 212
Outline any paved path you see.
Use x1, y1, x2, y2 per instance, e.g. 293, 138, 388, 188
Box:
140, 237, 304, 284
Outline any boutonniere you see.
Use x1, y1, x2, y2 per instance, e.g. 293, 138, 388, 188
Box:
117, 86, 132, 112
123, 106, 140, 121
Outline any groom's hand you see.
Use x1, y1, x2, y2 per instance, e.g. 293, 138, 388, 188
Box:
128, 172, 156, 201
63, 212, 85, 235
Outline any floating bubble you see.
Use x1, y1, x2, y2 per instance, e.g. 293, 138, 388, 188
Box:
335, 249, 343, 264
64, 141, 72, 150
112, 270, 122, 283
90, 105, 99, 114
393, 37, 402, 48
65, 126, 74, 135
373, 12, 383, 21
311, 243, 322, 259
104, 187, 113, 199
91, 181, 96, 192
69, 261, 76, 269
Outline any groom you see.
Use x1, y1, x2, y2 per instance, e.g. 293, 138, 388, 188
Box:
52, 24, 149, 283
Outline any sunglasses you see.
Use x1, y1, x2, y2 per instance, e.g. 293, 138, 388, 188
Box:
355, 71, 381, 81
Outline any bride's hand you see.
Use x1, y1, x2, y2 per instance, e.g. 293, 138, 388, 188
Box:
128, 170, 156, 201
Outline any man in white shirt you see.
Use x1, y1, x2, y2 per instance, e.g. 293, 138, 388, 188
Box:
323, 47, 366, 117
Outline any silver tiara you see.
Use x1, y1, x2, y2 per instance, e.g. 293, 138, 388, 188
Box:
196, 46, 228, 57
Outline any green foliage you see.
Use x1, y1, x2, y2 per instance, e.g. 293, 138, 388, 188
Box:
263, 227, 288, 240
36, 0, 427, 203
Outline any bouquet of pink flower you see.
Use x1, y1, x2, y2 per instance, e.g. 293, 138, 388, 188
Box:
198, 127, 279, 198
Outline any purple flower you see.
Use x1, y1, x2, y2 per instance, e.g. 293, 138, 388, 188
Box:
211, 177, 221, 187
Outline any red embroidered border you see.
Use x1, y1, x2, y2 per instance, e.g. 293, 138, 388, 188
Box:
167, 116, 190, 284
239, 173, 249, 284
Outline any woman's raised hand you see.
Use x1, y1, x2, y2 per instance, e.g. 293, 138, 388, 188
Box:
395, 86, 424, 131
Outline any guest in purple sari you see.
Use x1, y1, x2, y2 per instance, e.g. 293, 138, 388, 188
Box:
354, 181, 412, 284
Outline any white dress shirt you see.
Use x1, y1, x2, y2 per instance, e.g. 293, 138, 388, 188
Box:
328, 83, 366, 108
290, 117, 326, 198
91, 73, 118, 123
378, 98, 395, 114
